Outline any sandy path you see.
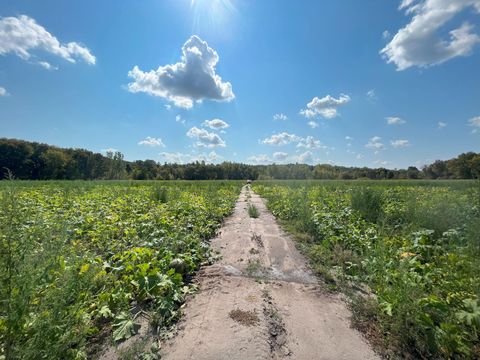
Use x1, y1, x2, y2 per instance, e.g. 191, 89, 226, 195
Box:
160, 186, 379, 360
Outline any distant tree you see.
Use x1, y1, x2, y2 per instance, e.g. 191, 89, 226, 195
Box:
39, 149, 70, 179
423, 160, 448, 179
106, 151, 127, 179
468, 154, 480, 179
0, 139, 34, 179
448, 152, 476, 179
407, 166, 420, 179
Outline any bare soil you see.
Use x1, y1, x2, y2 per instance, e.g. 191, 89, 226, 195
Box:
229, 309, 261, 327
159, 186, 379, 360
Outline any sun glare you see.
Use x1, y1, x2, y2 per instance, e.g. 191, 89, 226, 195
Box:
190, 0, 237, 32
191, 0, 235, 11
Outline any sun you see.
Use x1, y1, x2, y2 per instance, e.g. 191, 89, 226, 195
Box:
191, 0, 236, 13
191, 0, 233, 8
190, 0, 237, 29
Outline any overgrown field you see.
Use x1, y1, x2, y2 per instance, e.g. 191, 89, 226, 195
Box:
0, 180, 242, 359
254, 180, 480, 359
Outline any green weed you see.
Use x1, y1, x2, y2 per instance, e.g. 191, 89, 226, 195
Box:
247, 204, 259, 218
150, 186, 168, 203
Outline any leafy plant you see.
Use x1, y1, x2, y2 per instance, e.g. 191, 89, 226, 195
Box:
112, 313, 141, 342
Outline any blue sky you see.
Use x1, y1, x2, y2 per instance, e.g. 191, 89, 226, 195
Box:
0, 0, 479, 168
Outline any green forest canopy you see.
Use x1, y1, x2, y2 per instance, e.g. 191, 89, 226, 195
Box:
1, 138, 479, 180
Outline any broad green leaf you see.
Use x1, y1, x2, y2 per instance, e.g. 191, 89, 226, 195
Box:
112, 313, 140, 342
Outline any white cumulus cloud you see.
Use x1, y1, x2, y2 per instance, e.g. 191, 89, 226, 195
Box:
294, 151, 314, 164
202, 118, 230, 129
175, 115, 185, 124
207, 151, 222, 162
247, 154, 271, 164
391, 139, 410, 148
308, 121, 319, 129
365, 136, 385, 150
468, 116, 480, 133
138, 137, 166, 147
380, 0, 480, 71
273, 113, 288, 121
127, 35, 234, 109
300, 94, 350, 119
187, 126, 226, 148
159, 151, 221, 164
367, 89, 377, 100
438, 121, 447, 129
261, 133, 329, 152
38, 61, 57, 70
261, 132, 301, 146
374, 159, 393, 167
159, 152, 187, 164
0, 15, 95, 66
297, 136, 326, 150
0, 87, 7, 96
273, 152, 289, 161
386, 116, 406, 125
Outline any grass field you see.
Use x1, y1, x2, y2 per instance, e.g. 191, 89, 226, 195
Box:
253, 180, 480, 358
0, 180, 242, 359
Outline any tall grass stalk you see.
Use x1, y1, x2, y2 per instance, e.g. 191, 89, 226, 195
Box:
248, 204, 259, 218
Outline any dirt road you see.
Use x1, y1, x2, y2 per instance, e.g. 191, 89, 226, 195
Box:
160, 186, 379, 360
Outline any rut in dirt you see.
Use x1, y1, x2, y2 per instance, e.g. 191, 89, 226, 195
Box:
160, 186, 379, 360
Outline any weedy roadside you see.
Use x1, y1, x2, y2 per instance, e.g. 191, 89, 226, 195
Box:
254, 180, 480, 359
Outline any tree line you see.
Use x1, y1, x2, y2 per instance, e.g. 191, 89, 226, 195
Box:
1, 138, 479, 180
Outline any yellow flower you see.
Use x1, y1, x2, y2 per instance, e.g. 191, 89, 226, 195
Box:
400, 252, 416, 258
79, 263, 90, 274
